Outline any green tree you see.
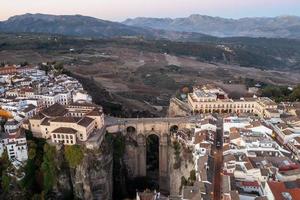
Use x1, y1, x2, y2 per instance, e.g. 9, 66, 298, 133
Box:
64, 145, 84, 168
1, 174, 11, 192
41, 144, 57, 193
290, 85, 300, 101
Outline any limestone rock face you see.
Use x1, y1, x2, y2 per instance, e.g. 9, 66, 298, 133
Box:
168, 145, 194, 195
54, 142, 113, 200
71, 148, 113, 200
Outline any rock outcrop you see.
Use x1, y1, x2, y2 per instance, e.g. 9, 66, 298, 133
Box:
168, 142, 194, 195
54, 141, 113, 200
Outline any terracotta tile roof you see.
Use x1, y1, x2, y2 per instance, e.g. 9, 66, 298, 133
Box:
1, 128, 25, 140
260, 168, 269, 176
78, 117, 94, 127
194, 134, 206, 144
52, 127, 77, 134
22, 104, 36, 113
51, 116, 81, 123
277, 123, 289, 130
224, 154, 235, 163
31, 112, 45, 120
247, 121, 262, 128
268, 180, 300, 200
86, 108, 103, 116
294, 137, 300, 144
283, 129, 294, 136
42, 103, 68, 118
244, 162, 254, 170
68, 102, 98, 108
41, 118, 51, 126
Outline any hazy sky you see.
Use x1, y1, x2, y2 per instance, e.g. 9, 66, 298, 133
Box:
1, 0, 300, 21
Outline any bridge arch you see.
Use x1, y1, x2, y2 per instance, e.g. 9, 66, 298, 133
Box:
146, 134, 160, 187
126, 126, 136, 135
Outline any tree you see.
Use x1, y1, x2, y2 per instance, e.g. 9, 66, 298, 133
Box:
41, 144, 57, 193
181, 87, 190, 94
1, 174, 10, 192
64, 145, 84, 168
290, 84, 300, 101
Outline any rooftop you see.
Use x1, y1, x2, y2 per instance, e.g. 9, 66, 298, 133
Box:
52, 127, 77, 134
42, 103, 68, 118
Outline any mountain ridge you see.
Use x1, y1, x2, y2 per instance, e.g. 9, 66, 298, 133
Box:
123, 14, 300, 39
0, 13, 211, 41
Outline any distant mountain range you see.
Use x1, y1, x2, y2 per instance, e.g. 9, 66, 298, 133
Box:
1, 13, 300, 41
123, 14, 300, 39
0, 13, 209, 41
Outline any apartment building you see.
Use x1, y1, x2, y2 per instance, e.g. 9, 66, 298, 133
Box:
0, 128, 28, 163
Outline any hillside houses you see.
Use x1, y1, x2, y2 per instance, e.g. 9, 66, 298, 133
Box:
0, 65, 95, 166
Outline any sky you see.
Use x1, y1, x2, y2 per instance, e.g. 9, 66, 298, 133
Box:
1, 0, 300, 21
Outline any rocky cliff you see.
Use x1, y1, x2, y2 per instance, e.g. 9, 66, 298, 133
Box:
168, 141, 195, 195
54, 141, 113, 200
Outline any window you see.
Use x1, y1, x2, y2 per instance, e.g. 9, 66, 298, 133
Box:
53, 134, 56, 138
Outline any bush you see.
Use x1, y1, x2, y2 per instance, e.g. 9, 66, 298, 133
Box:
64, 145, 84, 168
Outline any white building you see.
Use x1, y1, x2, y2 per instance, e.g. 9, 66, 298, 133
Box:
72, 90, 92, 103
0, 128, 28, 163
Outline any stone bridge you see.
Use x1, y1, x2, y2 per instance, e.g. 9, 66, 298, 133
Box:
105, 116, 200, 192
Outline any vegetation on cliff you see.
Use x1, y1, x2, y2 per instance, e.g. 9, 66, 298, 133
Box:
64, 145, 84, 168
173, 140, 181, 169
21, 131, 46, 197
0, 152, 10, 193
179, 170, 197, 192
41, 143, 57, 193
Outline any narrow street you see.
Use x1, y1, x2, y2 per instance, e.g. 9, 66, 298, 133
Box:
213, 117, 223, 200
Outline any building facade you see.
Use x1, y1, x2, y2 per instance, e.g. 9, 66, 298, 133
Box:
188, 85, 279, 118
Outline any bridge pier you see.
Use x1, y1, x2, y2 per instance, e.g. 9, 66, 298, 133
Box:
159, 134, 170, 193
137, 134, 146, 176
